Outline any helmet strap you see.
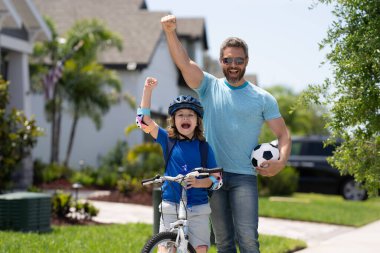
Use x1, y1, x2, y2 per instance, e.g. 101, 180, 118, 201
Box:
179, 132, 192, 141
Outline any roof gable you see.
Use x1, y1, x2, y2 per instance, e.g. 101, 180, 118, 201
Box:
177, 18, 208, 49
33, 0, 207, 66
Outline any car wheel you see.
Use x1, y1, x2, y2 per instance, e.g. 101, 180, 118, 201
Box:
341, 179, 368, 201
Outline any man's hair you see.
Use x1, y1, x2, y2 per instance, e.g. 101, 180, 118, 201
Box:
219, 37, 249, 59
167, 114, 205, 141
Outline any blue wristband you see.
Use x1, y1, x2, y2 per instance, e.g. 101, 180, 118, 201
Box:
209, 176, 218, 190
137, 107, 151, 116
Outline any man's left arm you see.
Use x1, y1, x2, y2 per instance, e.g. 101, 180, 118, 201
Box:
256, 117, 291, 177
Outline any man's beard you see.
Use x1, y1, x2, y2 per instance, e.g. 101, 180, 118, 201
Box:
223, 67, 246, 84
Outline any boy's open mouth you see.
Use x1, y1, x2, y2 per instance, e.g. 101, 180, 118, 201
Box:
181, 123, 191, 129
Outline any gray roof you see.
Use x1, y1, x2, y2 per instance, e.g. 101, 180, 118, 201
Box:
0, 0, 51, 42
33, 0, 207, 67
177, 18, 208, 49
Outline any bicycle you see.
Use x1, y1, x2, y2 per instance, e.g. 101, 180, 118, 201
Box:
140, 167, 223, 253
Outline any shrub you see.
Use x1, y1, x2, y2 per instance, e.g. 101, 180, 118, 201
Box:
33, 159, 71, 184
94, 166, 119, 188
116, 174, 144, 194
52, 191, 72, 219
51, 191, 99, 221
99, 140, 128, 168
70, 170, 95, 187
126, 142, 164, 178
258, 166, 299, 196
0, 77, 43, 191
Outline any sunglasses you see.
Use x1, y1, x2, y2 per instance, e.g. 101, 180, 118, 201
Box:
222, 57, 245, 65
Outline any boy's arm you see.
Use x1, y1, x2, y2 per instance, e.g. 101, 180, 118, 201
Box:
136, 77, 159, 139
161, 15, 204, 89
185, 172, 223, 190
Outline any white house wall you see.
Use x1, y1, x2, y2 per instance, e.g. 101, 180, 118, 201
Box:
31, 34, 180, 168
6, 51, 32, 116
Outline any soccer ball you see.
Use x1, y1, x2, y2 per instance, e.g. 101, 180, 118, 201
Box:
251, 141, 280, 168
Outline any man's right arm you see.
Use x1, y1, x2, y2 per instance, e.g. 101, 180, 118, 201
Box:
161, 15, 204, 89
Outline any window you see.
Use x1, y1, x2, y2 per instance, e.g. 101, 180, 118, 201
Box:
291, 142, 303, 155
307, 142, 335, 156
291, 139, 336, 156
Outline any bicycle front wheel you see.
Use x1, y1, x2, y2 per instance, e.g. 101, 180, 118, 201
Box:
141, 231, 196, 253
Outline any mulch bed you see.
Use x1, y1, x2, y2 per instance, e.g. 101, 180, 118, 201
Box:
87, 190, 153, 206
38, 178, 153, 206
38, 178, 75, 190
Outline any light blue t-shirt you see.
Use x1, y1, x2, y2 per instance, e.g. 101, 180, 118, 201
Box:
195, 72, 281, 175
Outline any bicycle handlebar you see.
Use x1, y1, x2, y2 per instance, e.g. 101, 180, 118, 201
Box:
194, 167, 223, 174
141, 167, 223, 186
141, 174, 161, 185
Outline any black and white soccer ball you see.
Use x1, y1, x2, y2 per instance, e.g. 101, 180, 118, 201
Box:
251, 141, 280, 168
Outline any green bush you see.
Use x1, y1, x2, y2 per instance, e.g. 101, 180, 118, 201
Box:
74, 201, 99, 219
94, 166, 119, 188
52, 190, 72, 219
99, 140, 128, 168
33, 159, 71, 184
51, 190, 99, 221
125, 142, 164, 179
258, 166, 299, 196
69, 164, 120, 189
43, 163, 70, 182
0, 77, 43, 191
70, 170, 95, 187
116, 174, 144, 194
66, 140, 165, 191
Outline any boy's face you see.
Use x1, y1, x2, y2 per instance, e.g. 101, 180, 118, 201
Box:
174, 108, 198, 139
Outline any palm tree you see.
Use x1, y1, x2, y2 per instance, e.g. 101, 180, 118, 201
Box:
30, 17, 64, 164
60, 19, 123, 167
31, 18, 124, 167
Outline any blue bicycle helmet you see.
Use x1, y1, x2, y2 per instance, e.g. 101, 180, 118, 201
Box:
168, 95, 204, 118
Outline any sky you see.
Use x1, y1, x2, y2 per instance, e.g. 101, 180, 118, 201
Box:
146, 0, 336, 92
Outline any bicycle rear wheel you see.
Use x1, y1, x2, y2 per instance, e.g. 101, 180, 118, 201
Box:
141, 231, 196, 253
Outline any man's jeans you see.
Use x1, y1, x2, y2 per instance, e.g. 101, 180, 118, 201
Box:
210, 172, 260, 253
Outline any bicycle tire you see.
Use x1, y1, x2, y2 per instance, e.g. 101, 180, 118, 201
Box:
141, 231, 196, 253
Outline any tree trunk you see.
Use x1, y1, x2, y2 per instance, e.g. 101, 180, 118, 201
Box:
49, 86, 58, 164
50, 84, 63, 164
63, 111, 79, 167
56, 92, 62, 163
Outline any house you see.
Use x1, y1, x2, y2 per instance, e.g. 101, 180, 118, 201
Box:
31, 0, 210, 168
0, 0, 51, 188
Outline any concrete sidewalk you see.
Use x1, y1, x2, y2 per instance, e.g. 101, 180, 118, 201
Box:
88, 200, 380, 252
295, 220, 380, 253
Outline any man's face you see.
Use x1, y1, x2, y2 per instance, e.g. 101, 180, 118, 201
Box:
220, 47, 248, 85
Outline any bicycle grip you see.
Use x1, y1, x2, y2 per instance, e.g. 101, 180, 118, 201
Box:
141, 174, 161, 185
199, 167, 223, 174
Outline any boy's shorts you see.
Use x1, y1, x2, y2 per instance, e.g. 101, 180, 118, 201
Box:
159, 201, 211, 248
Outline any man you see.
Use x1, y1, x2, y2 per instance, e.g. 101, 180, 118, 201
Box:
161, 14, 291, 253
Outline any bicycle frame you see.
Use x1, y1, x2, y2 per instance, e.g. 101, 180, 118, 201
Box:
172, 190, 188, 252
141, 167, 223, 253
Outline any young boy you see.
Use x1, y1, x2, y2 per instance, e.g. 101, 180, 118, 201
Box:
136, 77, 222, 252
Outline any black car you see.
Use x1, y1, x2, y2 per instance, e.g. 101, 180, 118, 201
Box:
288, 136, 368, 201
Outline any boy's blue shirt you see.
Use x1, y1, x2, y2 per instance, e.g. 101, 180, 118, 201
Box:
156, 127, 217, 206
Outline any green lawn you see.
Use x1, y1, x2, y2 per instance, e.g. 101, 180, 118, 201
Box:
259, 193, 380, 227
0, 224, 305, 253
1, 193, 379, 253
